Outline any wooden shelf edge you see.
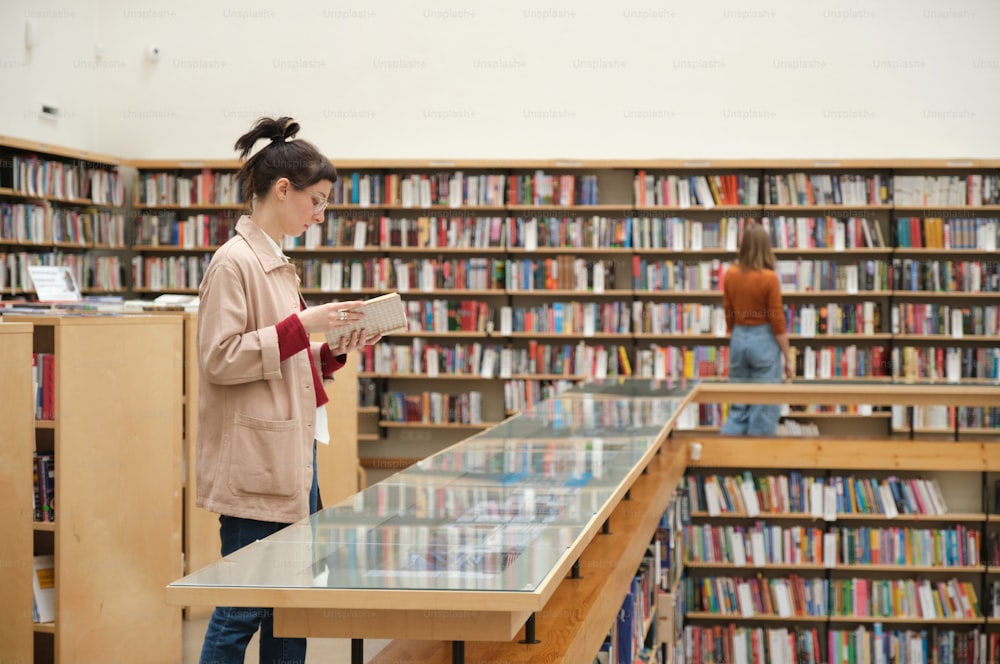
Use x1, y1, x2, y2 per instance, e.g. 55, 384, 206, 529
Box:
32, 621, 55, 634
685, 612, 827, 622
377, 421, 496, 429
0, 134, 122, 165
124, 158, 1000, 170
687, 437, 1000, 471
359, 457, 420, 471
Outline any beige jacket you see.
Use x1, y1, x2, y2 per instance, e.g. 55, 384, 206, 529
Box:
196, 216, 322, 523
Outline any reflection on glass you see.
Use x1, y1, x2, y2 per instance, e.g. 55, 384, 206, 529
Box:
171, 383, 700, 593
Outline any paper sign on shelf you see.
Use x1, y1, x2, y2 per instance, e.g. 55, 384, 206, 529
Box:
27, 265, 81, 303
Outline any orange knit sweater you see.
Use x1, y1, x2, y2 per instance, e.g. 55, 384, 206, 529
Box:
722, 265, 786, 335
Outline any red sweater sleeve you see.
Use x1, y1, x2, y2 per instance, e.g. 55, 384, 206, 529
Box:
276, 314, 309, 360
275, 314, 346, 408
320, 345, 346, 379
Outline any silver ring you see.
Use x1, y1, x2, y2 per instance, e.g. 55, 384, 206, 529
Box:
339, 311, 347, 321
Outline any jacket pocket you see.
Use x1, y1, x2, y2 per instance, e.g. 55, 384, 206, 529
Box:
227, 412, 300, 498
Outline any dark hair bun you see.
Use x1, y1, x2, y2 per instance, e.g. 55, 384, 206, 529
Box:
234, 116, 301, 159
232, 116, 337, 205
274, 117, 300, 142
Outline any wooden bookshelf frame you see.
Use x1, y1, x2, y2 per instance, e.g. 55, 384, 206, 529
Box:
0, 323, 35, 663
0, 314, 184, 664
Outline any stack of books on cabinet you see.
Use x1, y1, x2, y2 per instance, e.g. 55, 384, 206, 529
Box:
116, 159, 1000, 466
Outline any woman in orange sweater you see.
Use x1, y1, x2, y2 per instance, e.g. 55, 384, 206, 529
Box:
719, 222, 793, 436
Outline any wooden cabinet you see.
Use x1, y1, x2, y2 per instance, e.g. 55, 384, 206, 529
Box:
0, 322, 35, 663
0, 313, 184, 663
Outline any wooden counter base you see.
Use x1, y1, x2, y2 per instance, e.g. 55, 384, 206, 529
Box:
274, 607, 532, 641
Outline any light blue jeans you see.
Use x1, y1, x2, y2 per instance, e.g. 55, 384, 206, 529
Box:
199, 442, 320, 664
720, 324, 782, 436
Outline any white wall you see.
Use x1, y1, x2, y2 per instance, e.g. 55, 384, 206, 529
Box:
2, 0, 999, 160
0, 2, 100, 151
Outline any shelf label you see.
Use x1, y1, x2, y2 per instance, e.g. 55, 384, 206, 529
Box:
499, 306, 513, 336
823, 484, 838, 522
810, 483, 824, 519
823, 533, 837, 568
946, 351, 961, 383
750, 531, 766, 566
845, 265, 859, 295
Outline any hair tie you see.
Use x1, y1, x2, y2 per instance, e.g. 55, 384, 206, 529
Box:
270, 134, 286, 143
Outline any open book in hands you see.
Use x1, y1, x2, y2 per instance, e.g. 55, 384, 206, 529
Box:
324, 292, 408, 349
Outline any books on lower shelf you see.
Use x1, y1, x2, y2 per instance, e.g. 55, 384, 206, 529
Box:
683, 623, 994, 664
33, 452, 55, 522
684, 472, 950, 518
33, 554, 55, 623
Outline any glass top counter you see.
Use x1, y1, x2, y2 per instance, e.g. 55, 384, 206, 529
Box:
170, 387, 691, 596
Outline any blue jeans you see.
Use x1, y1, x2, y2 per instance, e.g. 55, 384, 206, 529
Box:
199, 442, 319, 664
720, 324, 782, 436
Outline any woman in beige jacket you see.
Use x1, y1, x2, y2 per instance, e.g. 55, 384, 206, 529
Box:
196, 116, 374, 664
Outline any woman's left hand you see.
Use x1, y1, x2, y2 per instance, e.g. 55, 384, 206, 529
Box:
328, 328, 367, 355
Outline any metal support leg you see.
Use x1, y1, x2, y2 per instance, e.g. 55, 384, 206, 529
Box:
452, 640, 464, 663
602, 518, 610, 534
625, 489, 631, 500
571, 559, 583, 579
519, 612, 541, 644
351, 638, 364, 664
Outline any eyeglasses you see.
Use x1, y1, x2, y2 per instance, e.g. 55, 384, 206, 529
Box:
306, 190, 330, 214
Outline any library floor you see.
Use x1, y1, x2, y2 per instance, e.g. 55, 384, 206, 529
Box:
183, 615, 390, 663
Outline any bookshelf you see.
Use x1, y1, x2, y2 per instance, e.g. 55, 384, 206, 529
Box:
127, 159, 245, 294
0, 313, 184, 663
679, 433, 1000, 663
0, 322, 34, 663
126, 158, 1000, 471
0, 135, 128, 295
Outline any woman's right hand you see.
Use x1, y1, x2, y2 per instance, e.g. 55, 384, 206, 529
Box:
297, 300, 364, 335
